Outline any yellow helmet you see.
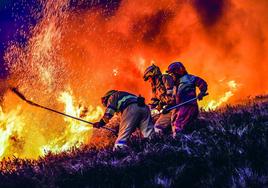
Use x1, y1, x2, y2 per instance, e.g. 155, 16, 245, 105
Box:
143, 64, 162, 81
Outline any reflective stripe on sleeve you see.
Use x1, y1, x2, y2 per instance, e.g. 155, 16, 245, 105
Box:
117, 95, 137, 109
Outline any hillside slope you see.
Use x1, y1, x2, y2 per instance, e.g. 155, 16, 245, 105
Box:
0, 96, 267, 188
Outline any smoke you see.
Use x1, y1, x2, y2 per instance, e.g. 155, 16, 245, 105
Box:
4, 0, 268, 104
192, 0, 227, 27
0, 0, 267, 159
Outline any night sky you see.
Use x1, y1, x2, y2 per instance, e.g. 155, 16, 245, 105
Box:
0, 0, 41, 78
0, 0, 121, 78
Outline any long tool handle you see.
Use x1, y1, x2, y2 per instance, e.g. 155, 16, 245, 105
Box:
165, 97, 198, 111
165, 93, 209, 112
152, 93, 209, 117
10, 87, 117, 135
151, 98, 197, 118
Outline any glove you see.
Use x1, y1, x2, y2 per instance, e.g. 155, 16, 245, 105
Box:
197, 92, 206, 101
93, 119, 106, 129
93, 122, 102, 129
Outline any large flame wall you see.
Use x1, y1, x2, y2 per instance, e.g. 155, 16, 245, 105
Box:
0, 0, 267, 159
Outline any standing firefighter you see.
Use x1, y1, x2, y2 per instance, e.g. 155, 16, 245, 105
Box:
143, 64, 174, 134
166, 62, 208, 136
93, 90, 154, 149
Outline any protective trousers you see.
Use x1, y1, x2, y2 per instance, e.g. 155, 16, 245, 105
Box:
114, 103, 154, 149
154, 111, 172, 134
171, 104, 198, 136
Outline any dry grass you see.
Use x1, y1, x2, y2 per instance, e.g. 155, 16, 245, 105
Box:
0, 96, 267, 188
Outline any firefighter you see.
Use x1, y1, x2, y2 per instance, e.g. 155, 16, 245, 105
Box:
143, 64, 174, 134
166, 62, 208, 136
93, 90, 154, 149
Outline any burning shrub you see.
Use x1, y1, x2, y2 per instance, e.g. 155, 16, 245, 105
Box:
0, 96, 267, 187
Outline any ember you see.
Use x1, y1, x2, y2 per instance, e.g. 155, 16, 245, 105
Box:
0, 0, 267, 159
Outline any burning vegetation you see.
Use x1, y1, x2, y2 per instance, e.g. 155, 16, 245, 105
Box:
0, 0, 268, 161
0, 96, 267, 187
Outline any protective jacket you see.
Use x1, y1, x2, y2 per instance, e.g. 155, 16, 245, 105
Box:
172, 74, 207, 134
151, 74, 174, 107
150, 74, 174, 134
100, 91, 154, 149
103, 91, 139, 122
173, 74, 207, 105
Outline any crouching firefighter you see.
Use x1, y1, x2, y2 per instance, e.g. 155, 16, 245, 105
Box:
166, 62, 208, 136
93, 90, 155, 149
143, 64, 174, 134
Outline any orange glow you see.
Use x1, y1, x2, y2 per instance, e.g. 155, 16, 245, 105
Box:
1, 0, 268, 159
40, 89, 103, 155
203, 80, 238, 111
0, 89, 103, 159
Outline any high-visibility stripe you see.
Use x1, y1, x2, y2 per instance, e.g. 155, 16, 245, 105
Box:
117, 95, 137, 110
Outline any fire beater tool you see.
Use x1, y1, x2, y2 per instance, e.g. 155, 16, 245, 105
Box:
10, 87, 118, 136
152, 93, 209, 117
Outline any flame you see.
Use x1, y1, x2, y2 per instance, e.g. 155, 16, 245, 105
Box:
1, 0, 268, 159
0, 89, 103, 159
0, 106, 24, 159
204, 80, 238, 111
41, 89, 103, 155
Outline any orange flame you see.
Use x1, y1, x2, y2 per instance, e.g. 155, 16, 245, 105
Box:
0, 89, 103, 159
41, 89, 103, 155
204, 80, 238, 110
1, 0, 268, 159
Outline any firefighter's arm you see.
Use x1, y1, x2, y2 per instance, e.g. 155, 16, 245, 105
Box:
195, 76, 208, 100
93, 106, 115, 128
93, 119, 106, 128
162, 75, 174, 96
93, 96, 117, 128
161, 75, 175, 104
